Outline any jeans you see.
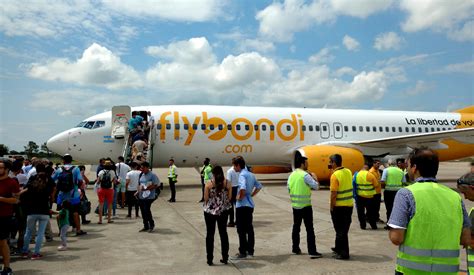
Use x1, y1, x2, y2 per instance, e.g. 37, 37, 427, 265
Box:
292, 206, 317, 255
126, 191, 139, 217
384, 190, 398, 222
60, 225, 69, 246
356, 196, 377, 229
228, 186, 238, 224
112, 186, 118, 216
236, 207, 254, 256
204, 211, 229, 263
168, 178, 176, 200
23, 214, 49, 254
330, 206, 353, 258
138, 199, 154, 229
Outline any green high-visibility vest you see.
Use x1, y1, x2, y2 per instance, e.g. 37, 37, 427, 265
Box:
467, 208, 474, 274
396, 181, 462, 274
333, 168, 353, 207
288, 169, 312, 209
356, 170, 376, 198
385, 166, 404, 191
203, 165, 213, 181
168, 165, 177, 181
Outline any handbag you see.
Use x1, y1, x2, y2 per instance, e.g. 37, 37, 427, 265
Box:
79, 193, 91, 215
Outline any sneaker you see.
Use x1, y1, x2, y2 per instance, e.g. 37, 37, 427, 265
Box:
292, 249, 302, 255
310, 252, 323, 259
139, 228, 149, 232
75, 230, 87, 236
227, 223, 235, 227
20, 252, 29, 259
82, 220, 91, 225
1, 267, 13, 275
333, 253, 350, 260
148, 226, 155, 233
168, 199, 176, 203
220, 259, 228, 265
57, 245, 68, 251
247, 253, 254, 258
230, 253, 247, 260
31, 253, 43, 260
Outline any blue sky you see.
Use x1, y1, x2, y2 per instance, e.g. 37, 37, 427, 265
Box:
0, 0, 473, 151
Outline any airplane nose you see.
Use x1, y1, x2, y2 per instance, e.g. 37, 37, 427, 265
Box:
47, 131, 68, 155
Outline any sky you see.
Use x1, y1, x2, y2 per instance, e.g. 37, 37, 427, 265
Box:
0, 0, 473, 151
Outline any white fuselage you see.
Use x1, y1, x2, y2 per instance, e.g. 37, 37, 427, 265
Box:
47, 105, 470, 167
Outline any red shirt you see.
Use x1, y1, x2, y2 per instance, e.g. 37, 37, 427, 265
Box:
0, 177, 20, 217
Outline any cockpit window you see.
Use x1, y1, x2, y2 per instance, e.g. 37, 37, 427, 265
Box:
92, 121, 105, 129
76, 121, 87, 128
83, 121, 95, 129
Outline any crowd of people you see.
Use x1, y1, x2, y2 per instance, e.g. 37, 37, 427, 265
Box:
0, 147, 473, 274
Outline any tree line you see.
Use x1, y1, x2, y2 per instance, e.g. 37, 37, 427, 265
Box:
0, 141, 61, 159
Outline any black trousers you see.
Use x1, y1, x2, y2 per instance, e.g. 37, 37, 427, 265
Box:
200, 176, 205, 200
236, 207, 254, 256
126, 191, 139, 217
204, 211, 229, 262
168, 178, 176, 200
374, 193, 382, 221
330, 206, 353, 257
228, 186, 238, 224
356, 196, 377, 229
384, 190, 398, 222
138, 199, 154, 229
292, 206, 317, 255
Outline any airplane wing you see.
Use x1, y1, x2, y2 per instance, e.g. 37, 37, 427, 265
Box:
320, 128, 474, 156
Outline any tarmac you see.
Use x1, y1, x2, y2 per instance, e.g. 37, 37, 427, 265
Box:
9, 161, 473, 275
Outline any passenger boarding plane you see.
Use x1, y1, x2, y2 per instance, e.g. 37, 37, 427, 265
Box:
47, 105, 474, 182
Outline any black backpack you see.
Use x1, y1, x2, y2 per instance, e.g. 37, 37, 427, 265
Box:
100, 170, 113, 189
56, 166, 75, 192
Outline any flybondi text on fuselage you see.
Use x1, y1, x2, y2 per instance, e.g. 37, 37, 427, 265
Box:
158, 111, 306, 145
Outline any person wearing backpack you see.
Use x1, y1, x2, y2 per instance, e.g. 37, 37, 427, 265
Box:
20, 163, 55, 260
51, 154, 86, 236
96, 160, 116, 224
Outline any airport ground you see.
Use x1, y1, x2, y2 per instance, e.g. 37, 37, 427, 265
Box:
9, 161, 473, 275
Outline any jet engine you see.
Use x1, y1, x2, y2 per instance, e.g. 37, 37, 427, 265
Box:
294, 145, 365, 183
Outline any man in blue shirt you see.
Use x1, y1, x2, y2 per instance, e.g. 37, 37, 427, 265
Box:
137, 162, 160, 233
51, 154, 86, 236
232, 156, 263, 259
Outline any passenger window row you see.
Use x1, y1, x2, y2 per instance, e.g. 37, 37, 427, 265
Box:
156, 123, 451, 133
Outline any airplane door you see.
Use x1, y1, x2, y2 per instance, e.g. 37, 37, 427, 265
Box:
320, 122, 330, 139
334, 122, 343, 139
111, 106, 131, 139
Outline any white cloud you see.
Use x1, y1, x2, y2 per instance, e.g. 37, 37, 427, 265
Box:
145, 37, 280, 93
331, 0, 393, 18
0, 0, 225, 38
404, 80, 433, 96
256, 0, 393, 42
144, 37, 395, 107
373, 32, 404, 51
27, 43, 142, 90
400, 0, 474, 41
0, 1, 110, 37
238, 39, 276, 53
434, 61, 474, 74
30, 89, 149, 117
342, 35, 360, 51
309, 47, 335, 64
101, 0, 224, 22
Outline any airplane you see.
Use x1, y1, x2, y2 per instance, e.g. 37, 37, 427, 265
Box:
47, 105, 474, 182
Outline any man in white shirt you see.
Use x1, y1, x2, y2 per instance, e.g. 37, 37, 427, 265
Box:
116, 156, 131, 209
226, 157, 240, 227
125, 162, 141, 218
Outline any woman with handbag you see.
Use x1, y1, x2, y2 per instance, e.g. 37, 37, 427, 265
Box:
203, 165, 231, 266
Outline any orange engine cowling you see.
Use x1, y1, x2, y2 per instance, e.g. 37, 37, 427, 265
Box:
295, 145, 365, 182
